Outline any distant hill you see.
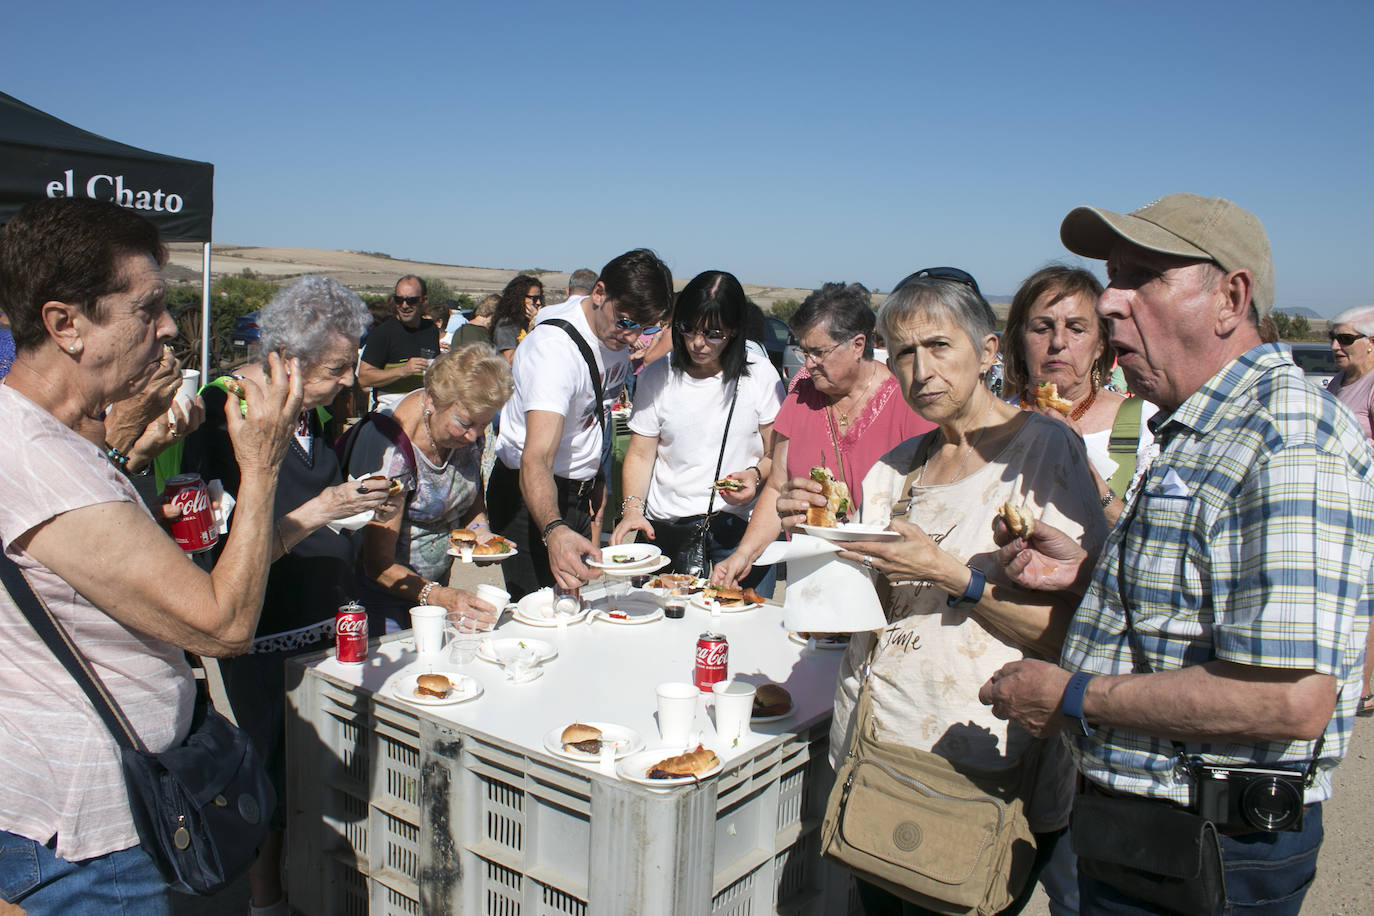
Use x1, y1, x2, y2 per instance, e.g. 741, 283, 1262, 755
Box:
1274, 306, 1323, 320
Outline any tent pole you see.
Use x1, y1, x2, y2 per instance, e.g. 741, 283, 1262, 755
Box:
200, 242, 211, 382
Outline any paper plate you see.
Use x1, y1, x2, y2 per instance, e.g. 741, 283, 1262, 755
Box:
593, 597, 664, 625
797, 523, 902, 542
587, 543, 663, 570
787, 632, 851, 650
689, 593, 761, 614
387, 672, 483, 707
751, 704, 796, 724
617, 748, 723, 787
542, 722, 645, 762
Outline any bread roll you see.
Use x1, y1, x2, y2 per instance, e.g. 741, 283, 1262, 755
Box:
1034, 382, 1074, 415
647, 746, 719, 779
752, 684, 793, 717
414, 673, 452, 698
561, 723, 603, 754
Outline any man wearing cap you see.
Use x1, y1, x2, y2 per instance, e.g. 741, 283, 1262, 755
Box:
980, 194, 1374, 913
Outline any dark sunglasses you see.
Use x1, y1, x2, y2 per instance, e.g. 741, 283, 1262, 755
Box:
892, 266, 987, 302
525, 294, 544, 304
613, 314, 650, 331
674, 321, 730, 343
1329, 332, 1365, 347
393, 295, 422, 306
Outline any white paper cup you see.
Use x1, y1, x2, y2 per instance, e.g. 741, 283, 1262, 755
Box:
656, 682, 699, 746
712, 680, 757, 743
474, 584, 510, 609
410, 605, 446, 658
176, 368, 201, 408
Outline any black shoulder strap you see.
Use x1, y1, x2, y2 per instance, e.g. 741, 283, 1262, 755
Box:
0, 542, 146, 752
336, 410, 419, 477
542, 319, 608, 461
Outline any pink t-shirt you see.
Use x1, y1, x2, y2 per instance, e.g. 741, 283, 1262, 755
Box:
0, 385, 194, 861
1328, 369, 1374, 442
773, 373, 934, 506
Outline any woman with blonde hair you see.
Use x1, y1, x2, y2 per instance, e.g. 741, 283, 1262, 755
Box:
348, 342, 514, 632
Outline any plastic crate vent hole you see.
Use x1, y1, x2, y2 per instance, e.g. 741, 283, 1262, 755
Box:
483, 775, 525, 853
539, 883, 587, 916
711, 868, 757, 916
382, 881, 420, 916
484, 858, 523, 915
776, 765, 806, 832
382, 734, 421, 807
330, 858, 369, 916
773, 831, 819, 905
332, 714, 367, 783
326, 788, 368, 859
384, 811, 420, 880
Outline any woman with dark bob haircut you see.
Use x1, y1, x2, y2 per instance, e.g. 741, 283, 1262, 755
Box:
1003, 265, 1155, 524
490, 273, 544, 364
611, 270, 786, 591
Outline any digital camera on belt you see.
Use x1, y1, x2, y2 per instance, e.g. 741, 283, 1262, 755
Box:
1192, 760, 1306, 832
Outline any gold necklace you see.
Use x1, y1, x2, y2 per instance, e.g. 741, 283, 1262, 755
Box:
918, 397, 994, 487
832, 363, 875, 429
421, 403, 454, 466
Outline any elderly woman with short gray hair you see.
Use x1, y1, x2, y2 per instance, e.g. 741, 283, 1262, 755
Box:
827, 269, 1108, 915
182, 275, 395, 915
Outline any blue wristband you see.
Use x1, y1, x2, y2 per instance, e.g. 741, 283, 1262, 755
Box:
1061, 672, 1095, 737
945, 566, 986, 607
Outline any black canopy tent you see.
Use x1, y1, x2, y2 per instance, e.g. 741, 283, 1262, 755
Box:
0, 91, 216, 379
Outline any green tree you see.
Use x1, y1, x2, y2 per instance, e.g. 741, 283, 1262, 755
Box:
1289, 315, 1312, 340
770, 298, 802, 322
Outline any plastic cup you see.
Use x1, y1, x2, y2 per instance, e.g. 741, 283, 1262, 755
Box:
448, 636, 481, 666
409, 605, 446, 658
474, 584, 510, 610
656, 682, 699, 746
176, 368, 200, 408
712, 680, 757, 744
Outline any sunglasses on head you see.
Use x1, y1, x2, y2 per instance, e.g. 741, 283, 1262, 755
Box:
892, 266, 987, 302
1329, 332, 1365, 347
393, 295, 422, 306
674, 322, 730, 343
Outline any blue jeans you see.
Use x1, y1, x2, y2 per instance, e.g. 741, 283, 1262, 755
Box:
1078, 803, 1323, 915
0, 830, 172, 915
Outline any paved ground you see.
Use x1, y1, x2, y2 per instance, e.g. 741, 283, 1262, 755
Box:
183, 557, 1374, 914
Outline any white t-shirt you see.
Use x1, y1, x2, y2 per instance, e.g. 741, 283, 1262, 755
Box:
629, 349, 785, 520
832, 413, 1109, 831
533, 294, 585, 324
496, 298, 628, 480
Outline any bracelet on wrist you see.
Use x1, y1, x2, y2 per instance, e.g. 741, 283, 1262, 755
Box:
620, 496, 645, 513
418, 581, 437, 605
1100, 491, 1116, 508
748, 466, 762, 486
105, 444, 132, 470
541, 518, 568, 545
469, 523, 490, 530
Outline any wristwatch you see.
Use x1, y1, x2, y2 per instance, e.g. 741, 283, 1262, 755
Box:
945, 566, 986, 608
1061, 672, 1095, 737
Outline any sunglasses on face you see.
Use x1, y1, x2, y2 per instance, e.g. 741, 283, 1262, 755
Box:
891, 266, 987, 301
525, 294, 544, 304
1329, 332, 1365, 347
393, 295, 422, 306
674, 322, 730, 343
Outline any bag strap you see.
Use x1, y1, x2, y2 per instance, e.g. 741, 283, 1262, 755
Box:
702, 381, 742, 520
0, 541, 147, 753
336, 410, 418, 481
1106, 397, 1144, 498
543, 318, 607, 445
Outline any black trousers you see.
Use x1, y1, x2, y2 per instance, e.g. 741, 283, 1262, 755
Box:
486, 460, 594, 601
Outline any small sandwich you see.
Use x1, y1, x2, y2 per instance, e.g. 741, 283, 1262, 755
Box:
450, 528, 478, 550
999, 501, 1035, 539
414, 673, 452, 699
472, 536, 514, 556
702, 586, 764, 607
561, 723, 604, 755
223, 377, 247, 400
806, 467, 852, 527
1034, 382, 1074, 415
387, 477, 406, 495
712, 477, 745, 492
647, 745, 719, 779
752, 684, 792, 718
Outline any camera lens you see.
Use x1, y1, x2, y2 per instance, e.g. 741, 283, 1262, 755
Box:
1241, 777, 1303, 832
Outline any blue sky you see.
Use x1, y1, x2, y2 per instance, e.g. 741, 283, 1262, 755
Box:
4, 0, 1371, 311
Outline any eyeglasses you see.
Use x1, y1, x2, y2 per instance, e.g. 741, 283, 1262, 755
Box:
891, 266, 987, 302
1329, 332, 1365, 347
393, 295, 422, 306
525, 294, 544, 304
798, 338, 852, 363
674, 322, 730, 343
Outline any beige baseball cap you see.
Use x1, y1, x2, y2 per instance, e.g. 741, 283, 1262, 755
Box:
1060, 193, 1274, 317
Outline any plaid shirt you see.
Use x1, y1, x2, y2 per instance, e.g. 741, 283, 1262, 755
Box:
1061, 344, 1374, 804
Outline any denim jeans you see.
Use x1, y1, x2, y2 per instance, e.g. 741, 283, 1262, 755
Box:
0, 830, 172, 915
1078, 803, 1323, 915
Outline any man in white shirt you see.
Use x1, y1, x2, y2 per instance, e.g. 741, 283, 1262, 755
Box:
488, 249, 673, 598
533, 267, 598, 326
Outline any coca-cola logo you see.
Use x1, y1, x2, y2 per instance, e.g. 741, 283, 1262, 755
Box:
170, 486, 210, 516
336, 616, 367, 636
696, 642, 728, 666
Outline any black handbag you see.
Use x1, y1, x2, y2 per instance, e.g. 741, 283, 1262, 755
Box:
0, 544, 275, 896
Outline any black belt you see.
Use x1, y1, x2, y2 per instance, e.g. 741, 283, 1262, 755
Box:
553, 474, 597, 503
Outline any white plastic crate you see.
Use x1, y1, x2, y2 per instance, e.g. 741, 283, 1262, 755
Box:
286, 621, 858, 915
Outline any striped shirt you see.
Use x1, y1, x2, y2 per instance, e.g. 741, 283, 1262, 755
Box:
1061, 345, 1374, 804
0, 386, 194, 861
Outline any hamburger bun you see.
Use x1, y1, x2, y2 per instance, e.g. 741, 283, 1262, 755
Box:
647, 745, 719, 779
450, 528, 478, 547
1034, 382, 1074, 415
561, 723, 603, 754
999, 501, 1035, 539
472, 536, 514, 556
752, 684, 793, 717
414, 673, 452, 699
806, 466, 852, 527
713, 477, 744, 492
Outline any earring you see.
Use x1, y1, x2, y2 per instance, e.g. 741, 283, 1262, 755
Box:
69, 346, 77, 353
1091, 365, 1102, 391
423, 409, 431, 418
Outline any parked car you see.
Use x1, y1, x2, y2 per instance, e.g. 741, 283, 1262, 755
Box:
1288, 343, 1338, 389
761, 316, 803, 381
230, 309, 262, 360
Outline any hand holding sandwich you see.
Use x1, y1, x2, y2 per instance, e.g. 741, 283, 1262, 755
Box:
991, 514, 1096, 596
712, 467, 763, 507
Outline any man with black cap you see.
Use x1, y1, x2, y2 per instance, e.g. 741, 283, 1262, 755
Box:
980, 194, 1374, 913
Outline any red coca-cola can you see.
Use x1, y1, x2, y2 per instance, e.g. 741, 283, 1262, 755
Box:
695, 632, 728, 693
335, 601, 369, 665
164, 473, 219, 553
